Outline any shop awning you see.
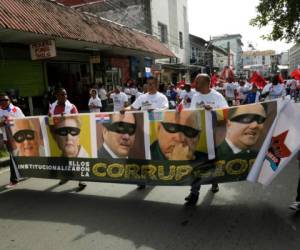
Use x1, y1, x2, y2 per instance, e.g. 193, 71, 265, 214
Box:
0, 0, 174, 59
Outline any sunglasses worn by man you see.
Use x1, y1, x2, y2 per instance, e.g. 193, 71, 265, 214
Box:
13, 129, 35, 143
161, 122, 200, 138
0, 98, 9, 103
104, 122, 136, 136
54, 127, 81, 136
230, 114, 266, 124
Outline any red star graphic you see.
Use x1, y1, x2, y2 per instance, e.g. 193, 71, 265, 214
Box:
271, 131, 292, 158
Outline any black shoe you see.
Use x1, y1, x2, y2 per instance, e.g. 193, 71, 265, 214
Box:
184, 193, 199, 206
78, 182, 87, 190
58, 179, 68, 185
211, 184, 219, 193
137, 184, 146, 190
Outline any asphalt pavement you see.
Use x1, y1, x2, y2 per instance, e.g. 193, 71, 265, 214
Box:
0, 158, 299, 250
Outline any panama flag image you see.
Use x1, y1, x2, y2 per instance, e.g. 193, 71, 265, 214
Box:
248, 100, 300, 185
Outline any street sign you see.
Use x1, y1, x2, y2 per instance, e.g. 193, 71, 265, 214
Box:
30, 40, 56, 60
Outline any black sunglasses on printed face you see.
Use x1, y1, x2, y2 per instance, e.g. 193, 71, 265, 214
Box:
230, 114, 266, 124
161, 122, 200, 138
104, 122, 136, 136
0, 99, 9, 103
13, 129, 35, 143
54, 127, 80, 136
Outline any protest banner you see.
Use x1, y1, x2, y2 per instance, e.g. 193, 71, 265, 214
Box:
5, 101, 286, 186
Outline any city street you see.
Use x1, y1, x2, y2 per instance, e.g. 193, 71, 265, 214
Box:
0, 159, 299, 250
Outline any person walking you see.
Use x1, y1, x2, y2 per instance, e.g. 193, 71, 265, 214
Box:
49, 88, 87, 190
186, 74, 228, 206
0, 92, 25, 188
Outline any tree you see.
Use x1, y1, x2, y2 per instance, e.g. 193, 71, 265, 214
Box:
250, 0, 300, 43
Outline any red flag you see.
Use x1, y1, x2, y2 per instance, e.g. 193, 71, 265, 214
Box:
250, 71, 267, 89
220, 66, 234, 81
278, 74, 284, 83
291, 68, 300, 80
176, 100, 184, 113
210, 73, 218, 87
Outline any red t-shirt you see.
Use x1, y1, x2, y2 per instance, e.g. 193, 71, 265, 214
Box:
51, 104, 78, 115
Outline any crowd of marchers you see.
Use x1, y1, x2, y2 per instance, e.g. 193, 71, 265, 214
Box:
1, 72, 300, 211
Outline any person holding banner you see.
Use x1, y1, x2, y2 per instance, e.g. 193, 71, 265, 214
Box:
289, 152, 300, 211
0, 92, 25, 188
185, 74, 228, 206
124, 76, 169, 189
49, 88, 86, 190
130, 77, 169, 111
98, 113, 136, 159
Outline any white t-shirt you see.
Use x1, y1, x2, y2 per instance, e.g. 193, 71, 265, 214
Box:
98, 88, 108, 101
179, 89, 196, 108
190, 89, 229, 109
88, 97, 102, 113
0, 103, 25, 140
262, 83, 286, 100
110, 92, 128, 111
224, 82, 236, 99
131, 92, 169, 110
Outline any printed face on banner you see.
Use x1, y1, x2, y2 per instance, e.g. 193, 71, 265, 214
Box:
214, 102, 277, 161
8, 118, 45, 157
149, 110, 208, 161
96, 112, 146, 159
47, 115, 92, 158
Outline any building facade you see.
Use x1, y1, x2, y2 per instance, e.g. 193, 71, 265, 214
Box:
189, 34, 212, 76
212, 46, 228, 73
289, 43, 300, 73
242, 50, 275, 77
0, 0, 173, 115
70, 0, 190, 84
211, 34, 243, 74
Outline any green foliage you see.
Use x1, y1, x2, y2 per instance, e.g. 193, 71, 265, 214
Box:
250, 0, 300, 42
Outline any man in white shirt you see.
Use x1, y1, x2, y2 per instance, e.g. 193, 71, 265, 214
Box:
224, 78, 236, 106
125, 76, 169, 189
0, 92, 25, 188
98, 84, 108, 111
179, 83, 196, 109
88, 89, 102, 113
109, 86, 129, 112
190, 75, 228, 110
186, 74, 228, 206
261, 75, 286, 100
130, 77, 169, 111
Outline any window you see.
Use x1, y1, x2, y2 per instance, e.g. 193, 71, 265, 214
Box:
158, 22, 168, 43
179, 32, 183, 49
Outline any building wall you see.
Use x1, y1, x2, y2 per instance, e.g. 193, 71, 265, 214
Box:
76, 0, 152, 34
212, 35, 243, 73
151, 0, 189, 64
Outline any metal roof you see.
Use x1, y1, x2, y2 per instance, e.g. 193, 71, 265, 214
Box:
0, 0, 174, 58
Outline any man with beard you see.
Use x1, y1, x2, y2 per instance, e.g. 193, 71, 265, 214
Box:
98, 113, 136, 159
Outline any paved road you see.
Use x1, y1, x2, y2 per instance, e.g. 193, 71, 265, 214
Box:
0, 159, 299, 250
